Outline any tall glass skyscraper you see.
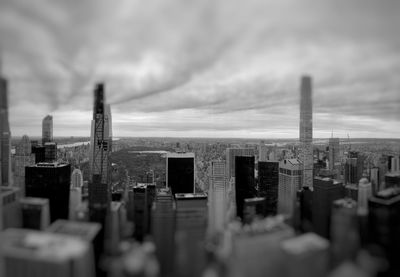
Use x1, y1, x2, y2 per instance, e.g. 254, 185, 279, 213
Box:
299, 76, 313, 188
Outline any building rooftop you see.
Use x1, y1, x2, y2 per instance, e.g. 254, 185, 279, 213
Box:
46, 219, 101, 241
175, 193, 207, 200
167, 152, 195, 158
33, 162, 69, 168
281, 233, 329, 255
20, 197, 49, 206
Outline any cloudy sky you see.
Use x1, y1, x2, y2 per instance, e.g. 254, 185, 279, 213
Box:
1, 0, 399, 138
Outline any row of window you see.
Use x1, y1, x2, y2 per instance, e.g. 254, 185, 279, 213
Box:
279, 168, 302, 176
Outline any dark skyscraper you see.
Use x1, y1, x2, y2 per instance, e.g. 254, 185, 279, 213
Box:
258, 161, 279, 215
0, 66, 11, 187
312, 177, 344, 238
369, 188, 400, 277
25, 162, 71, 222
42, 115, 53, 145
235, 156, 256, 219
89, 83, 112, 225
299, 75, 313, 188
344, 151, 365, 185
166, 152, 195, 195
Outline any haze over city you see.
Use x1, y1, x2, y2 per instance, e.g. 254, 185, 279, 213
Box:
1, 0, 399, 138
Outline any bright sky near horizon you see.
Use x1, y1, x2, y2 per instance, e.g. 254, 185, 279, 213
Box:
1, 0, 399, 138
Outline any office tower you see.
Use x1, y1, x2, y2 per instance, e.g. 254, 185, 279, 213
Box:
312, 177, 344, 238
228, 216, 295, 277
104, 201, 123, 256
357, 178, 372, 215
299, 76, 313, 188
330, 198, 359, 267
388, 155, 400, 172
384, 171, 400, 188
0, 186, 21, 229
369, 167, 380, 194
235, 156, 256, 220
328, 137, 340, 171
344, 151, 365, 185
20, 197, 50, 230
31, 144, 46, 163
259, 141, 268, 162
298, 187, 313, 232
208, 160, 226, 233
69, 168, 83, 220
243, 197, 266, 224
13, 135, 35, 195
0, 228, 95, 277
25, 162, 71, 222
0, 68, 11, 187
368, 188, 400, 276
166, 152, 195, 194
131, 185, 147, 240
41, 115, 53, 144
281, 233, 330, 277
226, 148, 255, 181
44, 141, 57, 162
88, 83, 112, 226
278, 159, 302, 216
258, 161, 279, 216
175, 193, 207, 277
151, 188, 176, 276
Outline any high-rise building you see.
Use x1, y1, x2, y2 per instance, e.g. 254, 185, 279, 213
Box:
344, 151, 365, 185
312, 177, 344, 238
278, 159, 302, 216
357, 178, 372, 215
175, 193, 207, 277
258, 161, 279, 216
243, 197, 266, 224
0, 228, 95, 277
70, 168, 83, 220
235, 156, 256, 220
25, 162, 71, 222
41, 115, 53, 145
298, 187, 313, 232
151, 188, 176, 276
368, 188, 400, 276
226, 148, 255, 181
299, 76, 313, 188
88, 83, 112, 226
31, 144, 46, 163
166, 152, 195, 195
44, 141, 57, 162
259, 141, 268, 162
19, 197, 50, 230
328, 137, 340, 171
13, 135, 35, 195
388, 155, 400, 172
208, 160, 226, 233
0, 68, 11, 187
330, 198, 359, 267
0, 186, 21, 229
369, 167, 380, 195
281, 233, 330, 277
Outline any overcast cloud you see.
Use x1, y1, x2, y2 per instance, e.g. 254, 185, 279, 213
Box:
1, 0, 399, 138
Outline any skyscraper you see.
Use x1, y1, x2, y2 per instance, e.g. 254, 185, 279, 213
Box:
235, 156, 256, 220
312, 177, 344, 238
299, 76, 313, 188
25, 162, 71, 222
258, 161, 279, 216
278, 159, 302, 216
19, 197, 50, 230
208, 160, 226, 233
88, 83, 112, 225
42, 115, 53, 145
368, 188, 400, 276
166, 152, 195, 194
70, 168, 83, 220
226, 148, 255, 181
1, 186, 22, 229
0, 67, 11, 187
344, 151, 365, 185
328, 137, 340, 172
259, 141, 268, 162
14, 135, 35, 195
357, 177, 372, 215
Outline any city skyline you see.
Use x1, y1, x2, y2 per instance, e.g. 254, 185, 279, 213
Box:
1, 0, 400, 138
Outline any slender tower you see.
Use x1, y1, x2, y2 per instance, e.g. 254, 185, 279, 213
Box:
0, 55, 11, 187
88, 83, 112, 225
299, 76, 313, 188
